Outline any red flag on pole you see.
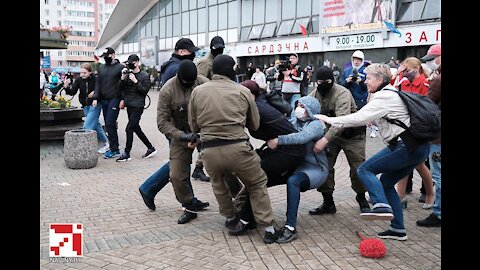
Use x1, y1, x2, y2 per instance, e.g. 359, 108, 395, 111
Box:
298, 23, 307, 36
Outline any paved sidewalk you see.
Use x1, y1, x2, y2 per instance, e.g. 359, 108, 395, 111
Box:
40, 90, 440, 269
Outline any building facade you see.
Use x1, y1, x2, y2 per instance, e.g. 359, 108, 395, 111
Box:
97, 0, 440, 74
40, 0, 117, 72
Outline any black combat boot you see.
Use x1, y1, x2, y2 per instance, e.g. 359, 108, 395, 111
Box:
178, 202, 197, 224
192, 165, 210, 182
356, 193, 371, 213
308, 192, 336, 215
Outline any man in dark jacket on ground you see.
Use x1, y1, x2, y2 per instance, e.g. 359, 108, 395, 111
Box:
92, 47, 125, 159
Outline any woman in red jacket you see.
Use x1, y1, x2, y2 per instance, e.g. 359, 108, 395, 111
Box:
394, 57, 434, 208
395, 57, 429, 95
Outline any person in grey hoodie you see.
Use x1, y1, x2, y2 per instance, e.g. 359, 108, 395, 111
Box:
266, 96, 329, 243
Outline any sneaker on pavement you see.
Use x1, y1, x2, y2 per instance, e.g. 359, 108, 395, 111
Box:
378, 230, 407, 241
276, 226, 298, 244
360, 206, 394, 221
98, 143, 110, 154
418, 193, 426, 203
116, 152, 131, 162
263, 228, 281, 244
103, 149, 120, 159
416, 213, 441, 227
142, 148, 157, 158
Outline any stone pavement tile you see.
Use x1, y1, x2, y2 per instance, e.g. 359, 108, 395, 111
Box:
121, 261, 150, 270
249, 260, 269, 270
102, 264, 131, 270
90, 253, 129, 265
81, 256, 109, 268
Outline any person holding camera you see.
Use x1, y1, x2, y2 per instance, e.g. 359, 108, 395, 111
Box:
138, 60, 210, 224
308, 66, 370, 215
339, 50, 368, 110
280, 53, 304, 114
115, 54, 156, 162
64, 63, 109, 154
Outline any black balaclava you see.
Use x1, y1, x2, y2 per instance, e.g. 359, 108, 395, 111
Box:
316, 66, 335, 96
212, 55, 236, 81
104, 56, 113, 64
177, 60, 197, 88
178, 53, 195, 61
211, 48, 224, 57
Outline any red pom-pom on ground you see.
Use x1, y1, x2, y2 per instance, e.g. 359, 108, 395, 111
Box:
356, 231, 386, 258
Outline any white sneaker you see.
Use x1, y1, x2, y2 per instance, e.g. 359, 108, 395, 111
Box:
370, 131, 377, 138
98, 143, 110, 154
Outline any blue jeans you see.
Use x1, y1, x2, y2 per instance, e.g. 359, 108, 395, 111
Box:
429, 143, 441, 219
285, 172, 310, 228
357, 141, 429, 232
139, 162, 199, 208
100, 98, 120, 151
83, 105, 108, 143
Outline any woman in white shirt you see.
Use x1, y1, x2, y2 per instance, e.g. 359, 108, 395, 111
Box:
251, 67, 267, 89
315, 63, 430, 241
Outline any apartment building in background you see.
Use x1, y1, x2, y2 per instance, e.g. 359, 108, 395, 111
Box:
40, 0, 117, 72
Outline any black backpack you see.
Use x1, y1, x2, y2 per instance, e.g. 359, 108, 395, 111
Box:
383, 89, 441, 143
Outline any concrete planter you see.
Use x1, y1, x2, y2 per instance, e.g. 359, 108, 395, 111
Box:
64, 129, 98, 169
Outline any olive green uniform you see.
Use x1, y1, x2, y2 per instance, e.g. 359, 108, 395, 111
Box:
194, 52, 215, 168
157, 75, 209, 204
189, 74, 274, 226
309, 84, 367, 194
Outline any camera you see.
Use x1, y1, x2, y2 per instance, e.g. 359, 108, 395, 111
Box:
277, 60, 290, 72
66, 72, 74, 81
122, 68, 133, 75
350, 67, 359, 82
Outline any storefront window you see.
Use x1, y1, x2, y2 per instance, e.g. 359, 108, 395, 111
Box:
291, 17, 309, 35
262, 22, 276, 38
166, 15, 172, 37
310, 15, 319, 34
281, 0, 295, 20
296, 0, 310, 18
240, 26, 251, 41
265, 0, 278, 23
190, 0, 197, 9
209, 4, 218, 31
173, 14, 181, 36
198, 8, 206, 32
182, 0, 189, 12
241, 0, 252, 27
277, 19, 294, 36
249, 24, 263, 40
422, 0, 441, 20
173, 0, 180, 13
190, 10, 198, 33
253, 0, 265, 25
159, 17, 165, 38
228, 1, 238, 28
182, 12, 190, 35
219, 3, 228, 30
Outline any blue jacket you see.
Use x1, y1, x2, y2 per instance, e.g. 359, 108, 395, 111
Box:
249, 93, 305, 158
160, 54, 182, 85
278, 96, 328, 188
339, 65, 368, 109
